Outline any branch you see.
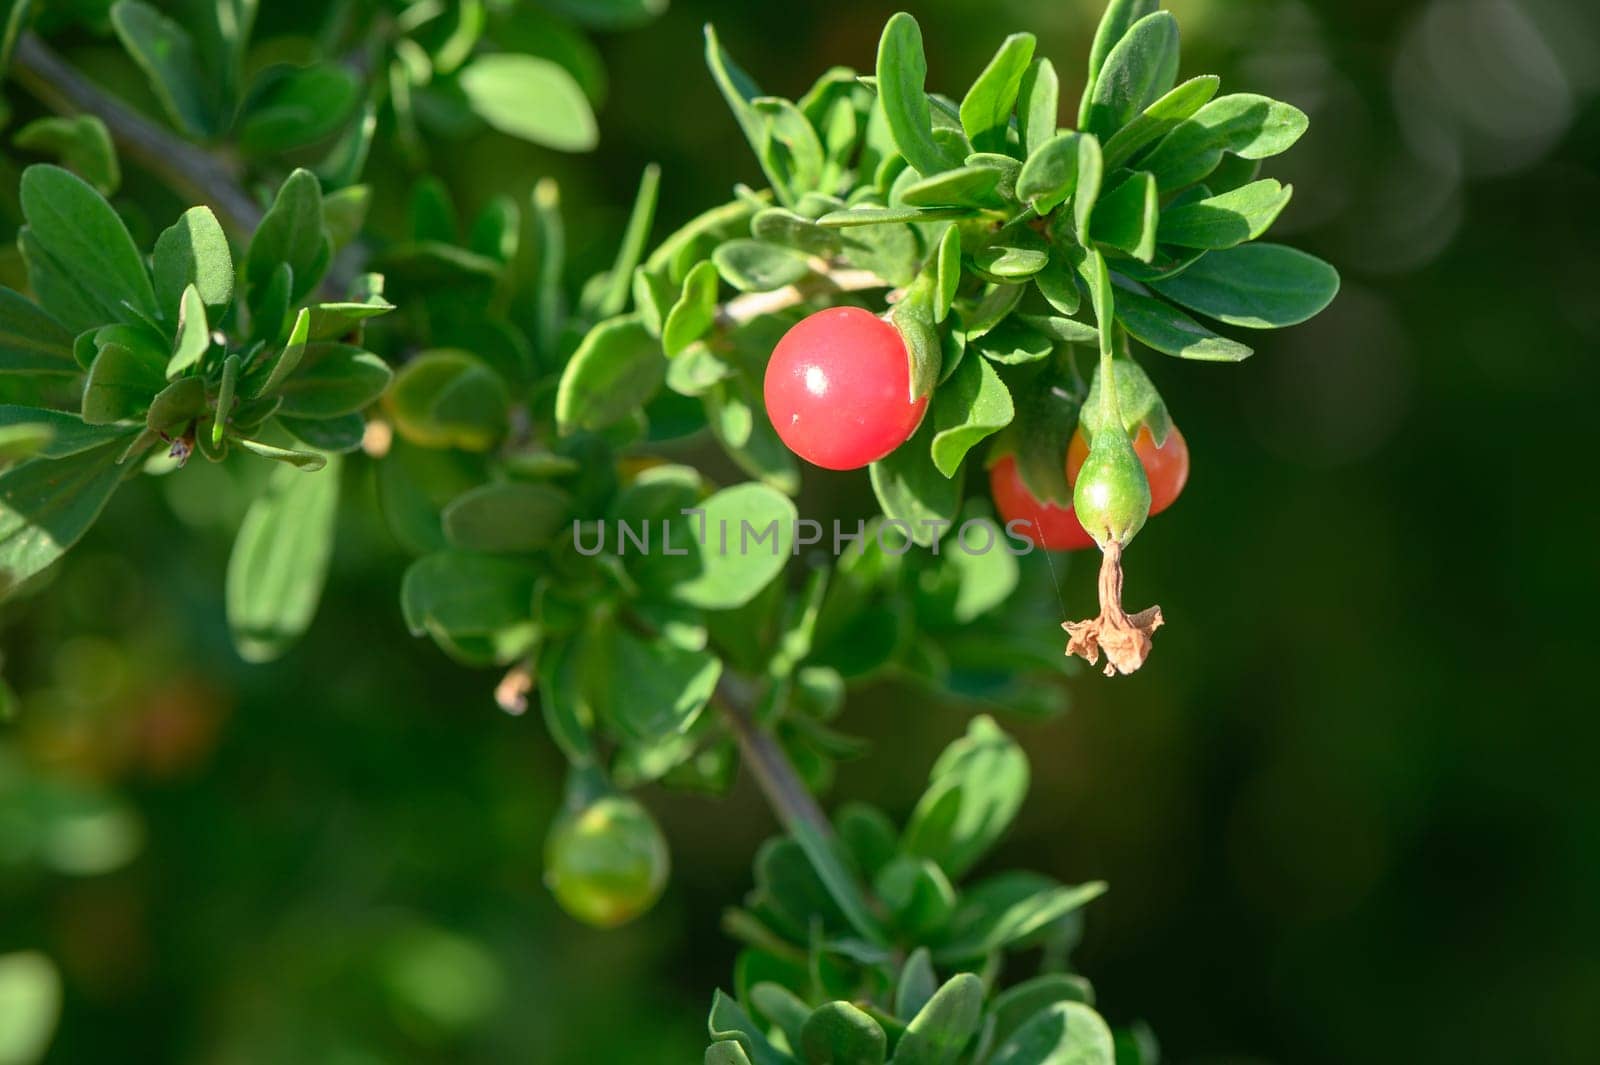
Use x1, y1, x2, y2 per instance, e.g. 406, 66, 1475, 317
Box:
715, 680, 832, 835
11, 32, 264, 233
719, 268, 894, 328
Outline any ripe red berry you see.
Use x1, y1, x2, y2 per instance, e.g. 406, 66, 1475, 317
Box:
1067, 425, 1189, 517
989, 454, 1098, 552
763, 307, 928, 471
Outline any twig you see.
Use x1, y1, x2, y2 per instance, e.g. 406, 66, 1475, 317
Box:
719, 268, 894, 328
715, 679, 831, 835
12, 33, 264, 234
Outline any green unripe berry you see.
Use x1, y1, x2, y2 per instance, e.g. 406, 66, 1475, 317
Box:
544, 794, 670, 928
1072, 426, 1151, 547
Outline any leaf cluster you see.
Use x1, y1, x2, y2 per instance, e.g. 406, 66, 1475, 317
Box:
704, 717, 1144, 1065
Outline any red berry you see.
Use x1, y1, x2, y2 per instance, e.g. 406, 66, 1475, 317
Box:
1067, 425, 1189, 516
989, 455, 1098, 552
763, 307, 928, 471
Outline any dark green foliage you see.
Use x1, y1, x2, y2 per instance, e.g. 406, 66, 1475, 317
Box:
705, 720, 1128, 1065
0, 2, 1345, 1062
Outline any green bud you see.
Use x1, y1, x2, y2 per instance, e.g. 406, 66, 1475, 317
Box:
544, 792, 670, 928
1072, 426, 1151, 547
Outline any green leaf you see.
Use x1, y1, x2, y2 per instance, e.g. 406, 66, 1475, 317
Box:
987, 975, 1094, 1051
706, 1041, 754, 1065
166, 285, 209, 376
153, 206, 234, 314
750, 982, 811, 1049
799, 1001, 886, 1065
0, 440, 130, 598
818, 205, 974, 228
875, 856, 956, 937
889, 278, 941, 402
753, 96, 825, 199
458, 53, 597, 151
592, 627, 721, 745
1016, 58, 1059, 157
1090, 172, 1159, 262
1078, 355, 1173, 445
1157, 179, 1293, 249
1115, 285, 1253, 361
0, 407, 130, 460
387, 350, 509, 451
246, 169, 329, 304
15, 115, 120, 196
930, 355, 1012, 478
789, 816, 889, 946
110, 0, 214, 136
1101, 75, 1220, 171
1072, 135, 1104, 247
1149, 243, 1339, 327
442, 482, 571, 553
877, 13, 960, 176
933, 875, 1107, 962
211, 354, 239, 446
1079, 0, 1160, 127
709, 989, 787, 1065
893, 973, 985, 1065
1015, 133, 1082, 213
704, 26, 797, 205
751, 209, 842, 257
0, 0, 31, 77
960, 282, 1026, 340
894, 949, 938, 1022
536, 636, 596, 764
0, 951, 61, 1065
557, 316, 665, 433
1032, 251, 1082, 316
0, 289, 75, 375
225, 456, 341, 661
1143, 94, 1310, 191
280, 414, 364, 455
597, 164, 661, 317
19, 164, 158, 331
904, 716, 1028, 878
1082, 12, 1180, 141
972, 318, 1052, 366
973, 234, 1049, 281
988, 1002, 1115, 1065
664, 260, 722, 354
899, 166, 1006, 210
249, 307, 309, 399
82, 342, 164, 425
409, 177, 460, 246
705, 376, 800, 497
401, 551, 538, 642
145, 376, 206, 434
959, 33, 1035, 154
238, 63, 360, 155
714, 240, 813, 294
667, 482, 796, 610
869, 418, 959, 548
232, 437, 324, 471
276, 344, 391, 419
1002, 365, 1080, 506
934, 225, 961, 325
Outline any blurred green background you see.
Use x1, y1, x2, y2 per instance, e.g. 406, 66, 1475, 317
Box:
4, 0, 1599, 1062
